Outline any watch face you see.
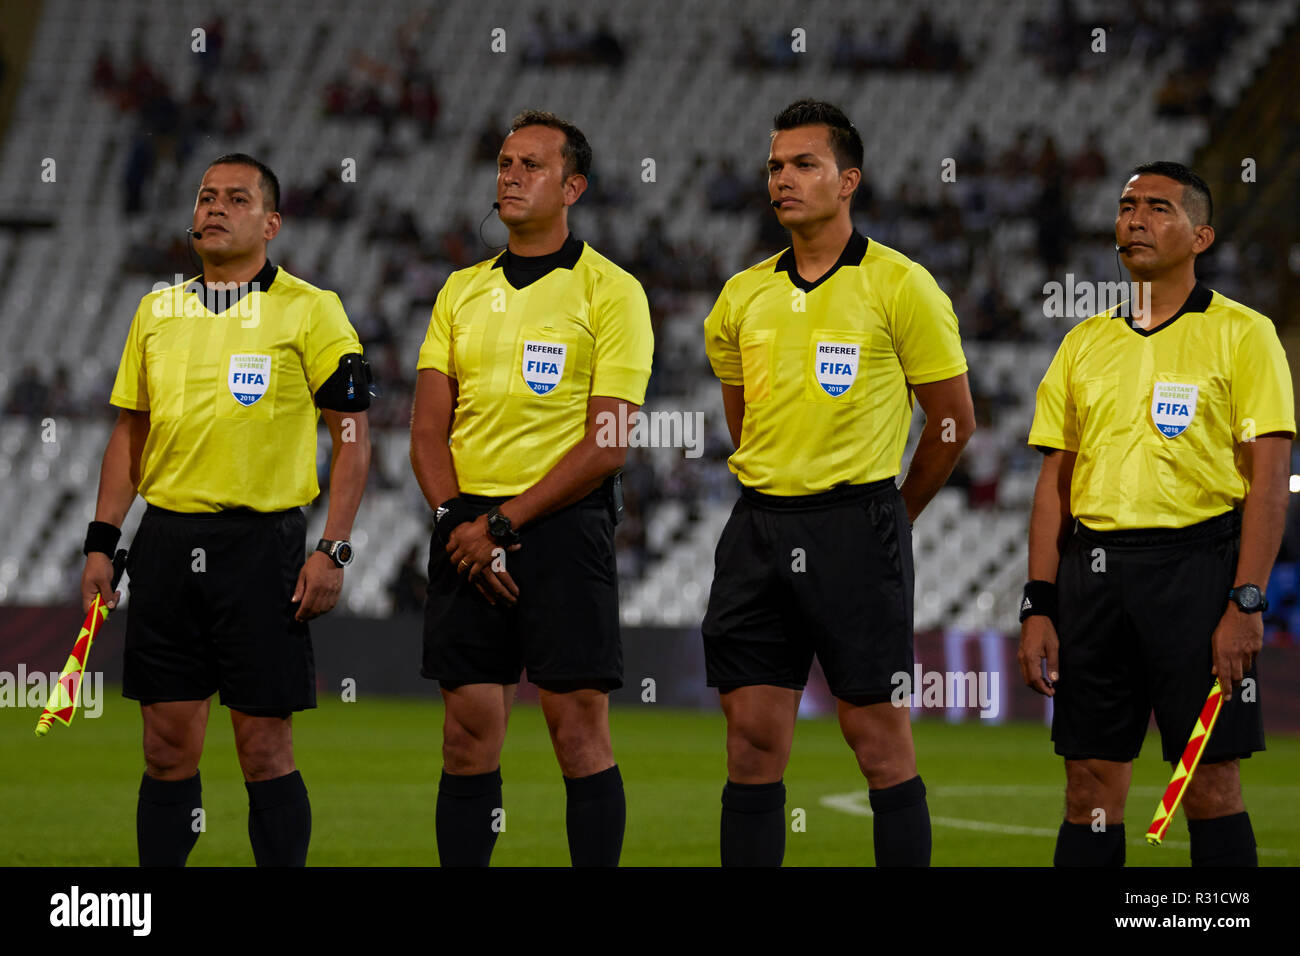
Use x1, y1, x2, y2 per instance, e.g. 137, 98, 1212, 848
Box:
336, 542, 353, 565
489, 513, 508, 535
1236, 585, 1261, 610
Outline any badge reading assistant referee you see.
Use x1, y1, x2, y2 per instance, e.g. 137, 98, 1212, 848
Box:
1021, 161, 1293, 868
81, 154, 372, 867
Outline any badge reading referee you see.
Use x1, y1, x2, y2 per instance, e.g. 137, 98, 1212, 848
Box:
228, 353, 272, 407
522, 341, 567, 395
1151, 381, 1198, 438
814, 342, 859, 397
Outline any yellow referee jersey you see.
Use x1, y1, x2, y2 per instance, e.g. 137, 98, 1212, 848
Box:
417, 237, 654, 496
704, 233, 968, 496
111, 261, 363, 512
1028, 283, 1295, 531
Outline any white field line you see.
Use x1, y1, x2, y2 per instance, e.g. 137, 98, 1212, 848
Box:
818, 790, 1297, 859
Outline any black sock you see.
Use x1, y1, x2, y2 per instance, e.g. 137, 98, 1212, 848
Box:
564, 764, 625, 867
868, 775, 932, 867
436, 768, 503, 867
1054, 820, 1126, 867
137, 771, 203, 867
245, 770, 311, 867
721, 779, 786, 867
1188, 812, 1257, 867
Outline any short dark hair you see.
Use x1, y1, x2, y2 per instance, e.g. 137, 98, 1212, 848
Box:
207, 153, 280, 212
1128, 160, 1212, 226
508, 110, 592, 179
772, 99, 864, 174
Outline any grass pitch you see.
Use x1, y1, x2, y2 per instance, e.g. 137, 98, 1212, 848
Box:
4, 689, 1297, 866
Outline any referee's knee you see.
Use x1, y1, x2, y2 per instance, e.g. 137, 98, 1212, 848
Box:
142, 741, 200, 780
1063, 760, 1129, 823
1182, 760, 1244, 819
442, 725, 503, 775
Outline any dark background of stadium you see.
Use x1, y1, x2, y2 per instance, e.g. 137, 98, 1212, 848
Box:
1, 1, 1298, 870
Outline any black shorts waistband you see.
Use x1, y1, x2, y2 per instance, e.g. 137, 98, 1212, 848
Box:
1074, 510, 1240, 548
740, 478, 897, 512
144, 504, 302, 521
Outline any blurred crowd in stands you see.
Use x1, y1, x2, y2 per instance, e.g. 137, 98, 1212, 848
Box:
33, 0, 1278, 609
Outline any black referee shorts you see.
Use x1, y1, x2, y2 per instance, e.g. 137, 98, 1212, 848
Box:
1052, 510, 1264, 764
122, 505, 315, 716
702, 478, 914, 704
422, 484, 622, 691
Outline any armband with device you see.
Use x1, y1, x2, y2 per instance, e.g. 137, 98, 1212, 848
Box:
315, 353, 375, 412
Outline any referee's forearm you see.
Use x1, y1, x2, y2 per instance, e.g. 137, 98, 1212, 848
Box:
899, 428, 968, 523
1026, 461, 1070, 584
500, 439, 616, 530
92, 413, 144, 527
410, 437, 459, 511
321, 435, 370, 540
1234, 470, 1289, 588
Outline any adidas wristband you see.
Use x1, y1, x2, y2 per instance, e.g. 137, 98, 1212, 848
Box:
1019, 580, 1058, 624
435, 497, 475, 539
83, 521, 121, 558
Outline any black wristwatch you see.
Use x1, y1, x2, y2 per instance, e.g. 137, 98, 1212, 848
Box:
316, 538, 354, 568
486, 506, 520, 546
1228, 584, 1268, 614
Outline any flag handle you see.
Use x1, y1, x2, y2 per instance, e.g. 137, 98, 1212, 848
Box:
34, 548, 127, 737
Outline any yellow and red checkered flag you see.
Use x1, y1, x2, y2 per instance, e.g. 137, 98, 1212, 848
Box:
1146, 679, 1225, 845
34, 549, 127, 737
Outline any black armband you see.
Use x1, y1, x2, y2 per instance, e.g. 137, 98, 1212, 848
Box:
1019, 580, 1058, 624
315, 353, 374, 412
84, 521, 121, 558
435, 497, 475, 539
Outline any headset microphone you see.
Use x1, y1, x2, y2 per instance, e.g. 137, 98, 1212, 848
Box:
188, 227, 203, 239
478, 202, 506, 250
771, 199, 781, 208
1114, 242, 1129, 253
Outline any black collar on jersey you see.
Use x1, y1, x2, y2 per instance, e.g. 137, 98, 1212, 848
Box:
185, 258, 278, 313
775, 231, 870, 293
492, 234, 585, 290
1116, 280, 1213, 337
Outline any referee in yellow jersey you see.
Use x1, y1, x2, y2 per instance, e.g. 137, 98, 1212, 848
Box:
702, 100, 975, 867
79, 154, 371, 866
410, 111, 653, 867
1022, 161, 1293, 867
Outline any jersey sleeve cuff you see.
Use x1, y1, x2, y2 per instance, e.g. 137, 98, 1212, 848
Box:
109, 394, 149, 411
416, 355, 454, 378
1026, 431, 1073, 452
905, 361, 969, 386
1241, 419, 1296, 438
590, 369, 650, 405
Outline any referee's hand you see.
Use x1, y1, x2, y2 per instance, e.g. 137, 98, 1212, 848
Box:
80, 552, 121, 614
1018, 617, 1060, 697
291, 551, 344, 621
445, 515, 521, 607
1211, 605, 1262, 702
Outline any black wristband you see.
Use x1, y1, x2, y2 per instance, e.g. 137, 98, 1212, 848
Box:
435, 497, 475, 539
1019, 580, 1058, 624
84, 521, 121, 558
